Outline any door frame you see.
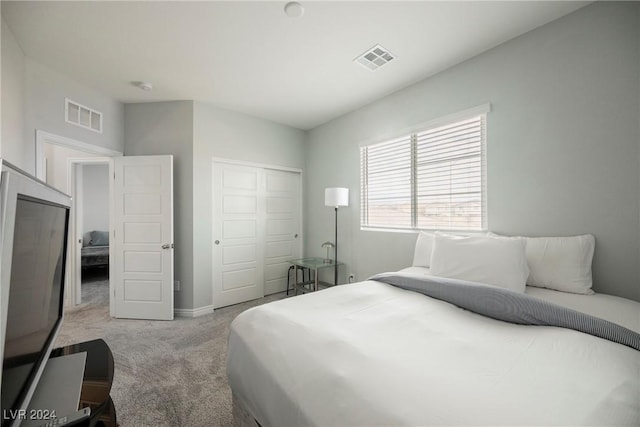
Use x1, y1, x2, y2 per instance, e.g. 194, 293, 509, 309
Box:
36, 130, 122, 179
35, 130, 122, 312
211, 157, 303, 307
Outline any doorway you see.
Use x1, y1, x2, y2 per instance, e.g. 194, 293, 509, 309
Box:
72, 161, 110, 305
35, 130, 121, 310
36, 131, 175, 320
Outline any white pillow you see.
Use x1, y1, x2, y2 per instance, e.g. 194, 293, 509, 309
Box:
412, 231, 468, 268
412, 231, 435, 267
430, 233, 529, 293
524, 234, 595, 294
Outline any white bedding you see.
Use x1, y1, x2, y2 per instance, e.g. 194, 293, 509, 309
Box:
227, 273, 640, 426
403, 266, 640, 333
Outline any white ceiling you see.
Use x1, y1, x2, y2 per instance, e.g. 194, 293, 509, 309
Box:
2, 1, 590, 130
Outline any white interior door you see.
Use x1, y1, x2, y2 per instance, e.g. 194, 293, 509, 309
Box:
212, 163, 264, 308
113, 155, 174, 320
264, 169, 301, 295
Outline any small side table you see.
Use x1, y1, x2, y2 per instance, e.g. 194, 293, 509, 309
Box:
290, 257, 343, 294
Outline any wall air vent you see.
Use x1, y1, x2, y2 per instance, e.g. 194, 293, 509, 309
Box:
354, 44, 395, 71
65, 98, 103, 133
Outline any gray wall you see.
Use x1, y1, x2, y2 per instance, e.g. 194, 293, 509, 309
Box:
4, 1, 639, 305
125, 101, 305, 311
1, 16, 26, 168
25, 58, 125, 172
124, 101, 194, 311
192, 101, 305, 309
305, 2, 640, 301
1, 17, 125, 175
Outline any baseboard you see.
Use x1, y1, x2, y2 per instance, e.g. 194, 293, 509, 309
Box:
174, 305, 215, 318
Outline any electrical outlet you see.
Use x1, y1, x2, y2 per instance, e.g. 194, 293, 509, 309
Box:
174, 280, 181, 291
348, 274, 355, 283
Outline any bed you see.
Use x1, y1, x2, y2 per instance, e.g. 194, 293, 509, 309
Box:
227, 232, 640, 426
81, 230, 109, 268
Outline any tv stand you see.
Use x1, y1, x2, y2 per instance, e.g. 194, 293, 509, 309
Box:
49, 339, 117, 427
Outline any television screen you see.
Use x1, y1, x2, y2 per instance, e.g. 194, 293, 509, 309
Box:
1, 194, 69, 421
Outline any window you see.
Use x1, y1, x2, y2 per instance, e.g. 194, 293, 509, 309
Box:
360, 107, 488, 231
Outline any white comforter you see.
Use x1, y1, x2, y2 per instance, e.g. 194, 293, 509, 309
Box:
227, 279, 640, 426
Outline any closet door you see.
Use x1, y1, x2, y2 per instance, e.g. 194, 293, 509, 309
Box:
264, 169, 301, 295
212, 162, 302, 308
212, 163, 264, 308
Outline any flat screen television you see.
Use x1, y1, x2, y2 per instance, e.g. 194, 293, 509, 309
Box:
0, 160, 71, 426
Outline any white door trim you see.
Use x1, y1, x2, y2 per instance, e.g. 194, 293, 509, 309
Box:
35, 130, 121, 313
211, 157, 302, 174
35, 129, 122, 180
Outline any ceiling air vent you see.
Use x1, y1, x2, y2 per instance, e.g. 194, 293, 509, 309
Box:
354, 44, 395, 71
65, 98, 103, 133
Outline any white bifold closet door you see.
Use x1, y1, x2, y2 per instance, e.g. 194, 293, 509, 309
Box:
212, 161, 301, 308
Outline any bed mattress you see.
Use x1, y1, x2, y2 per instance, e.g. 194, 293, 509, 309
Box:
227, 274, 640, 426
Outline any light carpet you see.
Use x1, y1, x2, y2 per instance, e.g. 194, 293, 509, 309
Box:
56, 278, 288, 427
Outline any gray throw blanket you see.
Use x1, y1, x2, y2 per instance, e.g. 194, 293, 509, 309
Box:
369, 272, 640, 352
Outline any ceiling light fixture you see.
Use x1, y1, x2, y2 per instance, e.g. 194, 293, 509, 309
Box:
284, 2, 304, 18
133, 81, 153, 91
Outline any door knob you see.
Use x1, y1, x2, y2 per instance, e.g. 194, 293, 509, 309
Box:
162, 243, 174, 249
214, 240, 220, 245
294, 234, 298, 238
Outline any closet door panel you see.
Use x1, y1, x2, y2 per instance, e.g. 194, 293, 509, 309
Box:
212, 162, 301, 307
212, 164, 264, 308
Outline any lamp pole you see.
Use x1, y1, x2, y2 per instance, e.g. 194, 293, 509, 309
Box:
334, 206, 338, 285
325, 187, 348, 286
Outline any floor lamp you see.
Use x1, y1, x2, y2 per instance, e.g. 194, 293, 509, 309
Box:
325, 187, 349, 285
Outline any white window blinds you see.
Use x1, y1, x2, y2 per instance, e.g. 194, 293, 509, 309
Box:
360, 135, 412, 228
360, 111, 487, 231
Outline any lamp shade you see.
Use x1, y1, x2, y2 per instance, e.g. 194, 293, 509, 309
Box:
325, 187, 349, 208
